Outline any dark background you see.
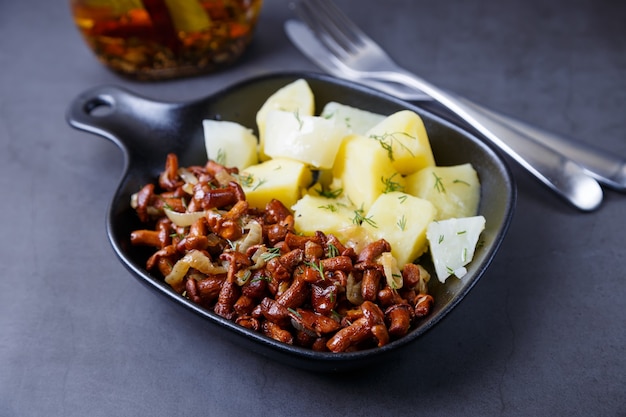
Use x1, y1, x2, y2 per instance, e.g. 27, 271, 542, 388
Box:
1, 0, 624, 415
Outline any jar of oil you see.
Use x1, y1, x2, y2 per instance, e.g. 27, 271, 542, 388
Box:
70, 0, 263, 80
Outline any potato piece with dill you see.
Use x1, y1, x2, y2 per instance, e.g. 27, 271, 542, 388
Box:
263, 110, 347, 169
332, 134, 405, 212
405, 164, 480, 220
238, 158, 313, 210
291, 194, 356, 239
255, 79, 315, 160
426, 216, 486, 282
360, 191, 436, 268
203, 119, 258, 170
320, 101, 385, 135
365, 110, 435, 176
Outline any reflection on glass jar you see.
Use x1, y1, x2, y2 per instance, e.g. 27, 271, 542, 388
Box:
70, 0, 263, 80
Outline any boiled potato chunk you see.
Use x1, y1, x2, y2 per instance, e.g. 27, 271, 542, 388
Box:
332, 134, 404, 212
203, 119, 258, 170
256, 79, 314, 160
426, 216, 486, 282
291, 194, 356, 239
239, 158, 312, 210
320, 101, 385, 135
361, 192, 436, 268
365, 110, 435, 175
405, 163, 480, 220
263, 110, 347, 169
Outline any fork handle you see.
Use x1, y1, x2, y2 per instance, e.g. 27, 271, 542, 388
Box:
375, 70, 603, 211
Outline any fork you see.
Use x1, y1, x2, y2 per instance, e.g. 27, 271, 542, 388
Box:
289, 0, 616, 211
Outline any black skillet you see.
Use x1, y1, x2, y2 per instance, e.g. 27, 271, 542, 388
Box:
66, 72, 516, 372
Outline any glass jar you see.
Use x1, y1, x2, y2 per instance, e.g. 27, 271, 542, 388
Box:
70, 0, 263, 80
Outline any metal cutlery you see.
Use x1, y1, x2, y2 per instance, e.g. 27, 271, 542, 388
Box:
284, 0, 626, 211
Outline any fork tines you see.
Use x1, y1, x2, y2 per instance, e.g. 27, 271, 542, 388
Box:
291, 0, 367, 57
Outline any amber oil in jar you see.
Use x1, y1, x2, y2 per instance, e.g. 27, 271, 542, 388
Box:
70, 0, 263, 80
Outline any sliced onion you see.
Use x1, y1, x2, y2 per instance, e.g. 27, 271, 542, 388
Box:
415, 264, 431, 293
336, 224, 373, 254
186, 250, 227, 275
236, 220, 263, 253
178, 168, 198, 195
214, 169, 237, 186
178, 167, 198, 184
235, 269, 252, 286
164, 249, 227, 287
346, 272, 363, 305
378, 252, 403, 290
181, 183, 194, 195
164, 207, 207, 227
248, 246, 269, 270
130, 192, 138, 209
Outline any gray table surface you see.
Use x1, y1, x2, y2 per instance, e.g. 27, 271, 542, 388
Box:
1, 0, 624, 416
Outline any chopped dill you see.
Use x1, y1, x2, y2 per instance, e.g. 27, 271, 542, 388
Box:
433, 172, 446, 193
293, 109, 304, 130
369, 131, 416, 161
391, 273, 402, 289
321, 111, 335, 120
326, 243, 339, 258
316, 187, 343, 199
305, 260, 325, 280
318, 204, 338, 212
251, 275, 271, 283
352, 209, 377, 228
161, 198, 173, 211
252, 177, 267, 191
260, 246, 281, 261
397, 215, 407, 231
216, 148, 227, 165
330, 310, 342, 321
235, 172, 254, 188
287, 307, 302, 318
381, 173, 404, 193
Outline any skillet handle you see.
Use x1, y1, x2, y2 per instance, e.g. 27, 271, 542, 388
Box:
66, 85, 192, 168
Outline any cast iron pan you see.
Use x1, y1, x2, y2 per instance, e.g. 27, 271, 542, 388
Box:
66, 72, 516, 372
